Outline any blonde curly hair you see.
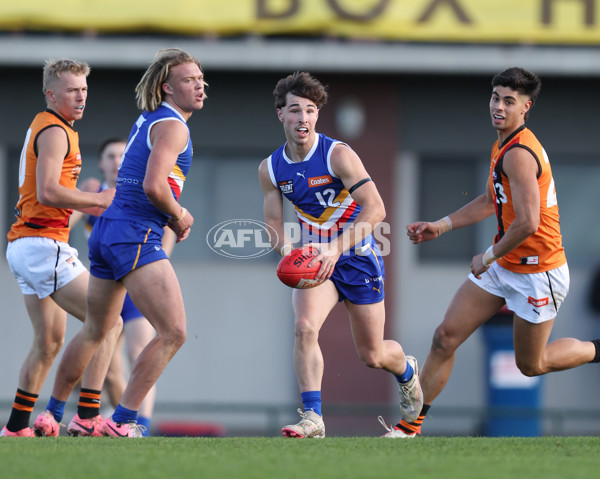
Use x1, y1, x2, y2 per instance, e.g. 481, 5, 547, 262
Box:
135, 48, 205, 112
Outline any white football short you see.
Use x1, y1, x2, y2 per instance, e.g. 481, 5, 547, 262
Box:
469, 262, 569, 324
6, 237, 87, 299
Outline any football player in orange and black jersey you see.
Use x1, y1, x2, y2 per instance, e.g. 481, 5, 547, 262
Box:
2, 59, 119, 438
384, 67, 600, 438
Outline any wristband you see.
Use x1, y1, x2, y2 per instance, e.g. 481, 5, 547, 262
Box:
280, 244, 292, 257
172, 207, 187, 222
482, 245, 498, 268
435, 216, 452, 236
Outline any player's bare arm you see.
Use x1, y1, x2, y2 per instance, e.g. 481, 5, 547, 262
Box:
471, 147, 540, 277
36, 127, 114, 210
73, 177, 112, 218
331, 144, 386, 247
69, 178, 104, 227
309, 144, 385, 281
145, 119, 194, 242
407, 190, 495, 245
258, 159, 291, 256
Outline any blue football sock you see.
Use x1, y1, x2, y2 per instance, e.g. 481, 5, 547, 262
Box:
395, 360, 414, 384
112, 404, 138, 424
137, 416, 151, 437
301, 390, 322, 416
46, 396, 66, 423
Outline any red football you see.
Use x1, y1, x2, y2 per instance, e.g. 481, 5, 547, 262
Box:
277, 245, 324, 289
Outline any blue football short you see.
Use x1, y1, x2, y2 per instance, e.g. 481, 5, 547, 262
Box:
330, 241, 385, 305
89, 217, 168, 282
121, 293, 143, 322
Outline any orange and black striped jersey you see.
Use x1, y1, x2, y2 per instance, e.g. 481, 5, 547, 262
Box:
489, 125, 566, 273
7, 110, 82, 244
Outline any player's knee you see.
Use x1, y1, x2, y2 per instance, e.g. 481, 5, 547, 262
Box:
294, 318, 319, 343
84, 320, 110, 344
104, 369, 118, 385
431, 325, 458, 357
36, 336, 64, 362
515, 359, 544, 377
112, 316, 124, 334
359, 350, 383, 369
164, 324, 186, 349
175, 328, 187, 347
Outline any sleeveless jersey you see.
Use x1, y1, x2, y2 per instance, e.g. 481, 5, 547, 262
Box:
489, 125, 566, 273
102, 102, 192, 230
267, 133, 366, 257
7, 110, 82, 243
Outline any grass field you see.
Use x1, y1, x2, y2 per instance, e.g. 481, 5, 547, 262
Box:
2, 436, 599, 479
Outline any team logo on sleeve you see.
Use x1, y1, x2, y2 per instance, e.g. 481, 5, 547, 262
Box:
278, 180, 294, 194
308, 175, 332, 187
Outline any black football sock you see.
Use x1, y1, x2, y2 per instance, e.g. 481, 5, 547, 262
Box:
6, 389, 38, 432
77, 388, 102, 419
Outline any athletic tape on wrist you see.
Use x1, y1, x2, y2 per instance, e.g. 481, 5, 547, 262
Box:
172, 207, 187, 222
435, 216, 452, 236
482, 244, 498, 268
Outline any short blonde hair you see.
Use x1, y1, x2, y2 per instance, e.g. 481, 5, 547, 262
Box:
135, 48, 204, 112
42, 58, 90, 96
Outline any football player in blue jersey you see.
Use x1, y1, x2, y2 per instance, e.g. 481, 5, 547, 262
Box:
69, 138, 176, 436
42, 48, 204, 437
258, 72, 423, 438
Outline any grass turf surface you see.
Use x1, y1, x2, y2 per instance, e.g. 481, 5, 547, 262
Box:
2, 436, 599, 479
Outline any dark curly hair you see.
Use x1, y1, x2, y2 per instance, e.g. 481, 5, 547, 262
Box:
273, 72, 328, 110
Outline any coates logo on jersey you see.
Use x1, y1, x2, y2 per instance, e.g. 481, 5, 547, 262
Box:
528, 296, 549, 308
308, 175, 332, 187
206, 219, 278, 259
